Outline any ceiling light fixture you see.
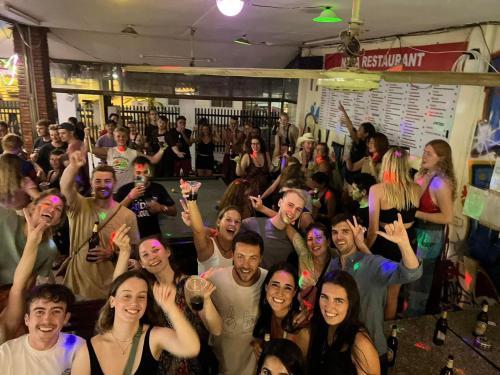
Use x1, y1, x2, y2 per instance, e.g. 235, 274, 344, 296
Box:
2, 4, 41, 25
313, 7, 342, 23
216, 0, 244, 17
234, 34, 251, 45
121, 24, 138, 36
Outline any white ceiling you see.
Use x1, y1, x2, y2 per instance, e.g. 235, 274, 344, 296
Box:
1, 0, 499, 67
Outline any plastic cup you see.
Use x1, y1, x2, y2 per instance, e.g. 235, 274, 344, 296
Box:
185, 276, 207, 311
187, 180, 201, 200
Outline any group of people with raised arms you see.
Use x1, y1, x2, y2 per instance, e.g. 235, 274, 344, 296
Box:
0, 104, 457, 375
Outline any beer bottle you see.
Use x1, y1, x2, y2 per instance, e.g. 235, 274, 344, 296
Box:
386, 325, 398, 367
229, 142, 234, 158
86, 221, 100, 262
473, 302, 489, 337
439, 355, 455, 375
433, 311, 448, 346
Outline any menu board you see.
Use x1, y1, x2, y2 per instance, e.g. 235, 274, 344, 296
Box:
318, 80, 460, 154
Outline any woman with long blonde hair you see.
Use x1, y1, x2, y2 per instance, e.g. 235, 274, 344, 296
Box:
367, 147, 420, 319
407, 139, 456, 316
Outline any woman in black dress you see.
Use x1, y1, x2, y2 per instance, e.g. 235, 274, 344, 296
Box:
196, 122, 215, 177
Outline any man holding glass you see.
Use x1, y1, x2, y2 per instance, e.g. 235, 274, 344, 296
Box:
116, 156, 177, 238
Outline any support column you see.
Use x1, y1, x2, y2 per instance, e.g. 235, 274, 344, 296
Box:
13, 25, 54, 150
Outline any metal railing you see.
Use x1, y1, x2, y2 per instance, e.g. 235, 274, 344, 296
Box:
120, 105, 180, 135
0, 100, 22, 135
194, 108, 279, 152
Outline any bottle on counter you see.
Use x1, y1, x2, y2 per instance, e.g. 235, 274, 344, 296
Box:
433, 310, 448, 346
473, 302, 489, 337
386, 325, 398, 367
439, 355, 455, 375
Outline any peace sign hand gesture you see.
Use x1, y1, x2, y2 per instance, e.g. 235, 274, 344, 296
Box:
376, 213, 410, 246
23, 207, 50, 246
347, 216, 366, 249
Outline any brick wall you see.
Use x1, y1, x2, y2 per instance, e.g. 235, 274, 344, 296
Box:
13, 25, 54, 151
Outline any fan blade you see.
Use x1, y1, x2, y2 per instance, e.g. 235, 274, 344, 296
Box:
124, 65, 325, 79
123, 65, 500, 87
382, 71, 500, 87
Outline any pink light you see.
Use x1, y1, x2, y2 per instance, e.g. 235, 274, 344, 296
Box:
50, 196, 61, 204
151, 239, 162, 247
464, 271, 473, 289
216, 0, 244, 16
414, 342, 431, 351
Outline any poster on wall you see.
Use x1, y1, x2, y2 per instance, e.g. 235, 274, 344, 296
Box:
318, 81, 460, 155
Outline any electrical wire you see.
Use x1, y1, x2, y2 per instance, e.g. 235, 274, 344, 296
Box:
49, 30, 105, 62
478, 25, 492, 57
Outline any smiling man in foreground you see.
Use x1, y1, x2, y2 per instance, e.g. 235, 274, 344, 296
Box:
0, 284, 84, 374
60, 151, 139, 299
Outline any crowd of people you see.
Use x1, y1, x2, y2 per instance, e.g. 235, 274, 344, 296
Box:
0, 104, 458, 375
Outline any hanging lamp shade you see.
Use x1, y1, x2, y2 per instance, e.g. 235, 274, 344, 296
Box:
313, 7, 342, 23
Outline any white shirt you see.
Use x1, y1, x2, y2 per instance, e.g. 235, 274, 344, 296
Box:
106, 147, 138, 191
197, 237, 233, 274
210, 267, 267, 375
0, 332, 84, 375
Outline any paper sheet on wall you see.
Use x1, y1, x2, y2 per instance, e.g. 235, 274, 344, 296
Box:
463, 185, 488, 220
489, 158, 500, 193
318, 81, 459, 155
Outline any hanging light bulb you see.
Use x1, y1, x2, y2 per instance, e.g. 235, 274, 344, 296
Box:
216, 0, 244, 17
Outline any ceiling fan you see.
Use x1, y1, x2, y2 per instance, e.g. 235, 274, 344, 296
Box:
127, 0, 500, 89
139, 27, 215, 66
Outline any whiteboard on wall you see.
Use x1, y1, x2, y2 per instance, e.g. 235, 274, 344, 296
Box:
318, 80, 460, 155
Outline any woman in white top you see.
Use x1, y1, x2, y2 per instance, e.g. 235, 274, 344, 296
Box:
180, 179, 242, 274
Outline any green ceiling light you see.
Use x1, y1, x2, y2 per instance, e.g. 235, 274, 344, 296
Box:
313, 7, 342, 23
234, 34, 251, 45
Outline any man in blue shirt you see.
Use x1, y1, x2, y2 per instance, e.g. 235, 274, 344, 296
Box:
327, 213, 422, 374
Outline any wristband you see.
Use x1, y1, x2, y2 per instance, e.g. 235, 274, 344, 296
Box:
187, 192, 198, 201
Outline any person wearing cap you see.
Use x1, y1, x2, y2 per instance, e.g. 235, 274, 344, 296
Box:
293, 133, 316, 174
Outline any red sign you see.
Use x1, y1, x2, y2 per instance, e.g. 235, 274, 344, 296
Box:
324, 42, 468, 71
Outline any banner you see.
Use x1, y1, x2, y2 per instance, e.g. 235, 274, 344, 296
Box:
325, 42, 468, 71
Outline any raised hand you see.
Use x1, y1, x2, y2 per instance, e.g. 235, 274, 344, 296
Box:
111, 224, 131, 251
23, 207, 49, 246
248, 195, 263, 211
128, 185, 146, 200
376, 213, 410, 246
347, 216, 366, 249
153, 282, 177, 312
179, 198, 192, 227
69, 150, 86, 168
179, 179, 191, 197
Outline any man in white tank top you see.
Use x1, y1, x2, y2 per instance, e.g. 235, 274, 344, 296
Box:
207, 231, 268, 375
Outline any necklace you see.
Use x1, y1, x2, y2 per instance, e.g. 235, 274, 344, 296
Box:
110, 331, 133, 355
215, 236, 233, 257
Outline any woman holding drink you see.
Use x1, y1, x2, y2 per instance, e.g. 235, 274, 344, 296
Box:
111, 228, 222, 375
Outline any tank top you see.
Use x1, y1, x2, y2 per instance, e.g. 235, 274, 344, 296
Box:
379, 206, 417, 224
419, 176, 441, 213
197, 140, 214, 157
86, 325, 158, 375
320, 344, 357, 375
197, 237, 233, 274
